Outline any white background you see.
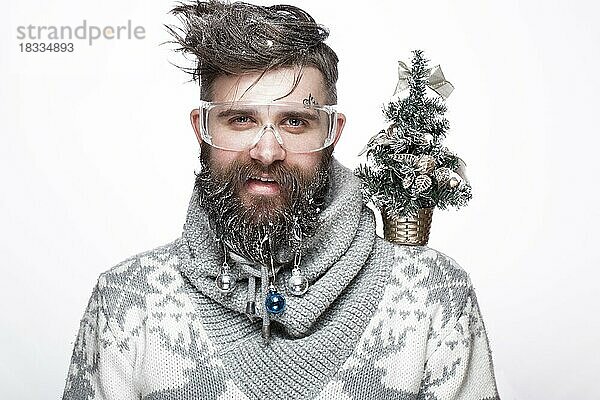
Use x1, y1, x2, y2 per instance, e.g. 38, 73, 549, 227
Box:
1, 0, 599, 399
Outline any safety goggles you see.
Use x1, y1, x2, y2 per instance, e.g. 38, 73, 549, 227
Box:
198, 100, 339, 153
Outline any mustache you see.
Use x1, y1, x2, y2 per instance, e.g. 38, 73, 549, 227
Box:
203, 160, 318, 214
221, 159, 311, 193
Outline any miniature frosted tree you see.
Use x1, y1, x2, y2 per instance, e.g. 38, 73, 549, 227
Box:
355, 50, 471, 221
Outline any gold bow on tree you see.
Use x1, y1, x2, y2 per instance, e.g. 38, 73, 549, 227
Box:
394, 60, 454, 99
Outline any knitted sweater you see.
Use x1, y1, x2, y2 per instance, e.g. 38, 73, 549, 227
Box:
62, 158, 500, 400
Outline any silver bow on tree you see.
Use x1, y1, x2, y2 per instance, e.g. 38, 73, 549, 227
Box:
358, 56, 455, 157
394, 60, 454, 99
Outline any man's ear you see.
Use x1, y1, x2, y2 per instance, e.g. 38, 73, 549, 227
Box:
190, 109, 202, 145
332, 113, 346, 147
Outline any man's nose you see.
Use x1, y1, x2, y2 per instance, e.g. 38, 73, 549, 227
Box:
248, 127, 286, 166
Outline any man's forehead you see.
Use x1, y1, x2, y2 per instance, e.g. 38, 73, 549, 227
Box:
211, 67, 327, 104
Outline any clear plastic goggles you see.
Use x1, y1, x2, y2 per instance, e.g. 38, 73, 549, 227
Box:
198, 100, 338, 153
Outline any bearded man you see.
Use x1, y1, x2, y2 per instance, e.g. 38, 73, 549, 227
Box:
62, 1, 500, 399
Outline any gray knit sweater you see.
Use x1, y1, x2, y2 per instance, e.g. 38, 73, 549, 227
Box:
62, 158, 500, 400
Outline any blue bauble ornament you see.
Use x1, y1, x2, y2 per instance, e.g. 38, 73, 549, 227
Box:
265, 288, 286, 315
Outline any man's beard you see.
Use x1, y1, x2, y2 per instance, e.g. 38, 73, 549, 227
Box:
195, 142, 333, 266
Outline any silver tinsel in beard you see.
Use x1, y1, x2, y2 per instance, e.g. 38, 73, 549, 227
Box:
194, 146, 331, 266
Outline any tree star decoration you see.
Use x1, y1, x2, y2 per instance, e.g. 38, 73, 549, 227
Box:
355, 50, 472, 219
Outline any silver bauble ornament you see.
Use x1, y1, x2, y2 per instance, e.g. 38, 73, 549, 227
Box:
287, 268, 309, 296
449, 176, 460, 188
215, 270, 237, 293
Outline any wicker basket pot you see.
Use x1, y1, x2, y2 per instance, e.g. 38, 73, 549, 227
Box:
382, 207, 434, 246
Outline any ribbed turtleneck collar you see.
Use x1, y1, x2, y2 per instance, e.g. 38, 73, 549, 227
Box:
176, 157, 377, 338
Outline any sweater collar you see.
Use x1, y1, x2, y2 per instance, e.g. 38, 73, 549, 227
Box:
176, 157, 374, 337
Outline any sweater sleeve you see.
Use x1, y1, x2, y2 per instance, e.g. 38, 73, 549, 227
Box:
418, 286, 500, 400
62, 277, 138, 400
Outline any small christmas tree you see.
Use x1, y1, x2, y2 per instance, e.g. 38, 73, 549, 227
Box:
355, 49, 471, 232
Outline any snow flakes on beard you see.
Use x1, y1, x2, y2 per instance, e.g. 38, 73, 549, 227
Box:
194, 144, 331, 266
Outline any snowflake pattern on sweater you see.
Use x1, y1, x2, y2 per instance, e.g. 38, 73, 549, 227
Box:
62, 240, 499, 400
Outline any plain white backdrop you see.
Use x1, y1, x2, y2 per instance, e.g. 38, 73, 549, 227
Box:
1, 0, 599, 399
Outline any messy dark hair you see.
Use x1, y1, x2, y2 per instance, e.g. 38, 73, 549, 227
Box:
166, 0, 339, 103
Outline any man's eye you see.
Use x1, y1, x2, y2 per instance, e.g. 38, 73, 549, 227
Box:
229, 115, 255, 126
284, 118, 306, 128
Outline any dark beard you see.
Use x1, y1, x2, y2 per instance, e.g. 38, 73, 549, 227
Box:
194, 142, 332, 266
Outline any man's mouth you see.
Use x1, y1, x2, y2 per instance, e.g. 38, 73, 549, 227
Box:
245, 175, 281, 195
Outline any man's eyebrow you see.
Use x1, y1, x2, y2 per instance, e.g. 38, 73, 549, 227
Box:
277, 110, 320, 121
215, 107, 258, 118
